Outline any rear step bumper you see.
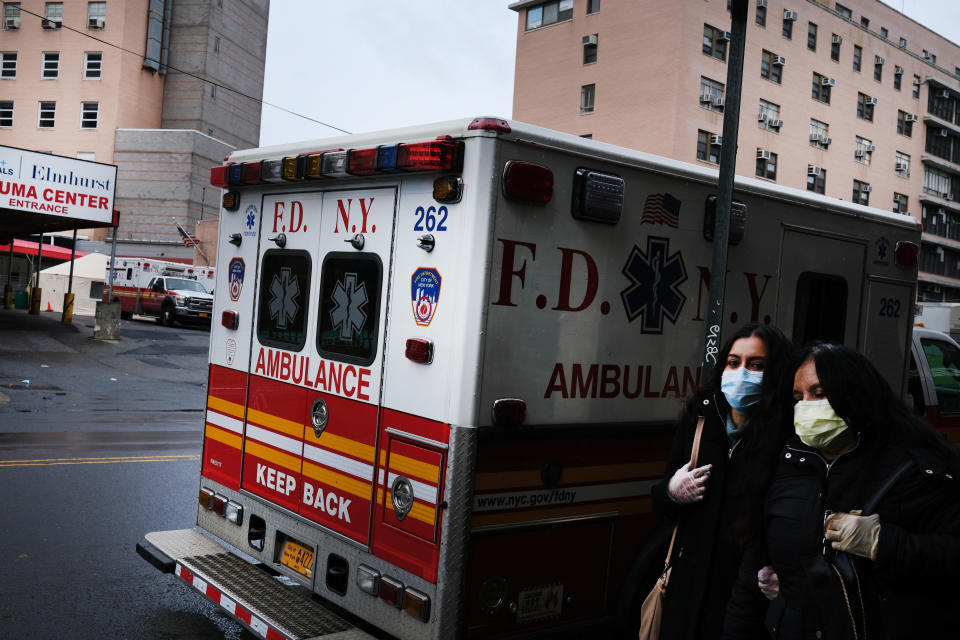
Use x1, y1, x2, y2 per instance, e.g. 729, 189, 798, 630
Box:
138, 528, 375, 640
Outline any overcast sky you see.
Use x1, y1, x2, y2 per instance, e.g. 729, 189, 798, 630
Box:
257, 0, 960, 147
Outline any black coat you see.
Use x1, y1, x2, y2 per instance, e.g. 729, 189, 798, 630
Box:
651, 393, 759, 640
723, 433, 960, 639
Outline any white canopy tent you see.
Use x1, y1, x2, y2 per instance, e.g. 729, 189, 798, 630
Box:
38, 252, 109, 316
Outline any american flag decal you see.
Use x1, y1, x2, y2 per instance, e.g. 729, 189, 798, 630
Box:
640, 193, 681, 228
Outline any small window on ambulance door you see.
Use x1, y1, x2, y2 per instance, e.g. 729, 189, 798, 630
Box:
792, 272, 846, 346
257, 250, 312, 351
317, 253, 382, 367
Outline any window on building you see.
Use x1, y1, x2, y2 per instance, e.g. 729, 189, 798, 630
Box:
855, 136, 874, 164
852, 44, 861, 71
756, 1, 766, 26
3, 2, 20, 29
580, 83, 595, 113
880, 27, 888, 39
835, 3, 852, 19
782, 13, 793, 39
893, 192, 908, 214
1, 51, 16, 79
0, 100, 12, 127
812, 72, 832, 103
700, 76, 725, 112
860, 16, 869, 29
703, 24, 728, 61
87, 1, 105, 27
895, 151, 910, 178
756, 151, 777, 180
697, 130, 721, 164
761, 50, 782, 83
900, 37, 908, 48
807, 168, 826, 194
874, 59, 883, 82
830, 35, 841, 62
42, 52, 59, 79
924, 167, 952, 198
923, 50, 937, 64
214, 36, 221, 54
894, 66, 902, 90
84, 52, 102, 79
81, 101, 98, 128
38, 101, 55, 128
525, 0, 573, 31
856, 92, 875, 121
897, 110, 914, 137
759, 99, 781, 130
913, 75, 921, 99
810, 118, 830, 149
586, 0, 600, 14
44, 2, 62, 21
807, 22, 817, 51
853, 179, 871, 205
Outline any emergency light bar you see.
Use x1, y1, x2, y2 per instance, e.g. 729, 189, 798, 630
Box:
210, 138, 463, 188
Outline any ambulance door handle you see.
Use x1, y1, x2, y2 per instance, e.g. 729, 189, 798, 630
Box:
417, 234, 435, 252
345, 234, 364, 250
268, 233, 286, 248
311, 398, 328, 438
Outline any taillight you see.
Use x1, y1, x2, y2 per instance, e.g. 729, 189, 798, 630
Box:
222, 310, 239, 329
491, 398, 527, 427
222, 191, 240, 211
502, 161, 553, 204
405, 338, 434, 364
896, 240, 919, 267
397, 138, 463, 172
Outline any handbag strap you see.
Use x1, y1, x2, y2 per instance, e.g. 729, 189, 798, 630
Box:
662, 416, 707, 572
862, 458, 915, 515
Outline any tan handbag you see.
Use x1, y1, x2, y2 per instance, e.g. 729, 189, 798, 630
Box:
638, 416, 705, 640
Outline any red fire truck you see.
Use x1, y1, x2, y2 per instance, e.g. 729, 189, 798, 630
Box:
137, 117, 921, 639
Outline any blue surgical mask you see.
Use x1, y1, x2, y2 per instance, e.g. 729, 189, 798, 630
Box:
721, 367, 764, 413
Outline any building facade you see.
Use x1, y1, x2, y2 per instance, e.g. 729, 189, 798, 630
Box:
510, 0, 960, 302
0, 0, 268, 260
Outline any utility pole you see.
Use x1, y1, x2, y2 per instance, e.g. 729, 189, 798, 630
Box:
702, 0, 748, 375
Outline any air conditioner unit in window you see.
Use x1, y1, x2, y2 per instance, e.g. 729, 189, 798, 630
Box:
832, 35, 843, 44
894, 65, 904, 75
713, 97, 726, 108
808, 165, 822, 176
769, 119, 783, 128
942, 191, 952, 199
582, 34, 597, 46
875, 56, 885, 65
773, 55, 786, 66
757, 0, 767, 7
810, 133, 823, 142
863, 185, 873, 193
821, 77, 837, 86
822, 137, 832, 146
855, 149, 866, 158
905, 114, 919, 122
718, 31, 731, 41
783, 10, 798, 21
866, 145, 876, 152
700, 93, 714, 104
41, 18, 61, 29
757, 149, 772, 160
711, 135, 723, 146
896, 162, 908, 172
867, 97, 879, 105
936, 90, 951, 99
4, 16, 19, 29
758, 112, 768, 122
89, 16, 105, 29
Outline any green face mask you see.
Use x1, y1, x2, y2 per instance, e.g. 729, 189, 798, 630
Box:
793, 399, 850, 449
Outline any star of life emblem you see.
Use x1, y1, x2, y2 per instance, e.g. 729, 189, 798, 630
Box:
621, 236, 687, 334
268, 267, 300, 330
329, 273, 368, 340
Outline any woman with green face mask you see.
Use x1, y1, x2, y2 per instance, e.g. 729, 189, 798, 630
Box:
723, 343, 960, 640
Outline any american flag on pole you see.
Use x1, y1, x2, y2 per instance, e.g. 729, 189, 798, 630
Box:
640, 193, 682, 227
176, 223, 199, 247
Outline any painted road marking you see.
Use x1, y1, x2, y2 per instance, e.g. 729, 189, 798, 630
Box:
0, 454, 200, 468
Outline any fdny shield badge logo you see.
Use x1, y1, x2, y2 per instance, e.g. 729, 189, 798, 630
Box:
228, 257, 245, 302
411, 267, 441, 327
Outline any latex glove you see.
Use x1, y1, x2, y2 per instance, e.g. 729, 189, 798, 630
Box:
667, 462, 712, 504
757, 565, 780, 600
825, 511, 881, 560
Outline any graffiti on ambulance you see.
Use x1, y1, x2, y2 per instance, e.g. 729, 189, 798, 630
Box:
544, 363, 700, 399
491, 237, 774, 326
254, 347, 372, 401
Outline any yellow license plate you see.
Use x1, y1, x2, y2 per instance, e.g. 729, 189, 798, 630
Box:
280, 539, 314, 579
199, 312, 208, 318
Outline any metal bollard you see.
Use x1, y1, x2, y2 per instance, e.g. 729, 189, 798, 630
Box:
28, 288, 42, 315
62, 292, 75, 323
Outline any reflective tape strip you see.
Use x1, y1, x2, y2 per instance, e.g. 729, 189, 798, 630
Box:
313, 431, 375, 463
471, 479, 655, 513
246, 424, 302, 457
207, 395, 245, 420
247, 407, 302, 439
302, 443, 373, 482
244, 440, 301, 473
205, 424, 241, 450
206, 409, 243, 434
302, 461, 372, 501
382, 489, 437, 525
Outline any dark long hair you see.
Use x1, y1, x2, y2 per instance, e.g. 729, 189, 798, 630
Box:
789, 342, 960, 476
687, 322, 794, 545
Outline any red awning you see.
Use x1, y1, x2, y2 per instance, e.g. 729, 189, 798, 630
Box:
0, 239, 87, 260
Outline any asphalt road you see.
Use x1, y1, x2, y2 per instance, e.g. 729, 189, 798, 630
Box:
0, 308, 254, 639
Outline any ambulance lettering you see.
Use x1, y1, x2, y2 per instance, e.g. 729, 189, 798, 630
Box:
302, 482, 352, 523
545, 363, 701, 399
334, 198, 376, 234
272, 200, 306, 233
254, 347, 371, 401
256, 463, 297, 496
691, 266, 774, 324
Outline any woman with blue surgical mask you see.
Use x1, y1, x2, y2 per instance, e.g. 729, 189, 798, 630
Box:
723, 343, 960, 640
641, 323, 792, 640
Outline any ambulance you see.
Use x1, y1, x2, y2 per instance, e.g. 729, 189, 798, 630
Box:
105, 257, 215, 325
137, 117, 921, 640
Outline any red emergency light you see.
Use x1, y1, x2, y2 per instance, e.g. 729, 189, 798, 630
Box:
468, 117, 511, 133
396, 138, 463, 173
405, 338, 434, 364
502, 161, 553, 204
895, 240, 919, 267
210, 164, 230, 188
221, 310, 239, 330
